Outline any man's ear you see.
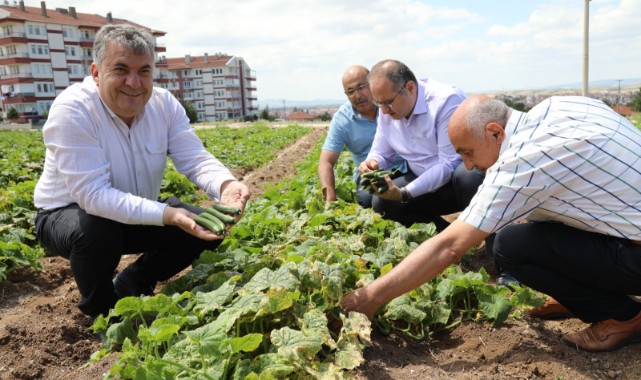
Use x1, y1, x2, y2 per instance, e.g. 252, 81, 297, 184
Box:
90, 63, 99, 85
485, 122, 505, 144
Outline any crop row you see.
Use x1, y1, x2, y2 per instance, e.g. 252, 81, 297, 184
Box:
90, 140, 543, 379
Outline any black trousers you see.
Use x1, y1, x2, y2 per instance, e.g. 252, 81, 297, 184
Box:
494, 222, 641, 323
372, 163, 485, 230
34, 197, 221, 317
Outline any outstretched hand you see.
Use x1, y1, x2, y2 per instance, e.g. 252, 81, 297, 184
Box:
220, 180, 251, 211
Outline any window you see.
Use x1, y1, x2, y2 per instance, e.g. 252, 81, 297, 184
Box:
183, 81, 192, 88
62, 27, 75, 38
2, 25, 14, 36
37, 82, 55, 93
30, 44, 49, 56
65, 46, 76, 57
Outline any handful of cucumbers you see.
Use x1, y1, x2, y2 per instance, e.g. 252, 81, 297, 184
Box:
360, 169, 395, 194
193, 203, 241, 234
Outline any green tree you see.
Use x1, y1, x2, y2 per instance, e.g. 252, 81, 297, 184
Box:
179, 100, 198, 123
601, 98, 612, 108
629, 87, 641, 113
318, 111, 331, 121
6, 106, 18, 119
259, 106, 275, 121
500, 97, 530, 112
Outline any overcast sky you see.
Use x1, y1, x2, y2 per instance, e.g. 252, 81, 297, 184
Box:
36, 0, 641, 102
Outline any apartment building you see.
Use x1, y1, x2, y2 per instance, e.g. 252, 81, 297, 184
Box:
1, 1, 257, 124
157, 53, 257, 122
0, 1, 167, 122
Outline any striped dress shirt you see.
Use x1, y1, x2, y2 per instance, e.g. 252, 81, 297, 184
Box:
460, 96, 641, 240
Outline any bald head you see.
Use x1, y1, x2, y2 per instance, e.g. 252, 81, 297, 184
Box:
342, 64, 377, 120
448, 95, 511, 172
342, 65, 369, 86
449, 95, 509, 141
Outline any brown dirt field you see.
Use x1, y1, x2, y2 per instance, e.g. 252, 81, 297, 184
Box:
1, 126, 640, 380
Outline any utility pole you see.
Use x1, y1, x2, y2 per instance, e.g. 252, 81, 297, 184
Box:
582, 0, 591, 97
616, 79, 623, 114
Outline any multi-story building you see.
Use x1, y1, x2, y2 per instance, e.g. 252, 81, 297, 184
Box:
0, 2, 256, 123
0, 1, 167, 122
157, 53, 257, 122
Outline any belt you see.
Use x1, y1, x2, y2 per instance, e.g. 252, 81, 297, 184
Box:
632, 240, 641, 246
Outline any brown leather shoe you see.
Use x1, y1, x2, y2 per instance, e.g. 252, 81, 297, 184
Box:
527, 297, 573, 319
561, 310, 641, 352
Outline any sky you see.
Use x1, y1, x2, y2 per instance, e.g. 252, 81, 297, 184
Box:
29, 0, 641, 103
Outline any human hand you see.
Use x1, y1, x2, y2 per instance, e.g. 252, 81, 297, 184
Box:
163, 206, 226, 241
340, 286, 380, 320
358, 159, 379, 175
370, 176, 402, 202
220, 180, 250, 211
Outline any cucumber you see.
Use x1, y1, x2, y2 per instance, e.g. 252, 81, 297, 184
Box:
194, 215, 225, 234
213, 203, 242, 215
205, 207, 236, 224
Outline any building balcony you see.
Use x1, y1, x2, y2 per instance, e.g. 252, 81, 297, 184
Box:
0, 32, 28, 44
0, 72, 33, 80
0, 53, 30, 65
3, 93, 37, 103
245, 86, 257, 91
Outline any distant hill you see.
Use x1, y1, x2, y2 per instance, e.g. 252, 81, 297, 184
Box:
260, 78, 641, 109
260, 98, 344, 110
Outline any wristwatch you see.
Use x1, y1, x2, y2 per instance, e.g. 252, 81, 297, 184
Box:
400, 187, 411, 203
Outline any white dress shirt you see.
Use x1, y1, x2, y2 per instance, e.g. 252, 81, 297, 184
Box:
34, 76, 236, 226
366, 77, 466, 196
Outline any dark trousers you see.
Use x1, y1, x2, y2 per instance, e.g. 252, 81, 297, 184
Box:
372, 163, 485, 230
34, 197, 221, 317
493, 222, 641, 323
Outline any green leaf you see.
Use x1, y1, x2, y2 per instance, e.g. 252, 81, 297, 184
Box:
195, 277, 237, 314
270, 327, 323, 361
478, 291, 513, 326
229, 333, 263, 353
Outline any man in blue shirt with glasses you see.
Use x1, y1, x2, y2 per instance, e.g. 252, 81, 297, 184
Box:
319, 65, 406, 208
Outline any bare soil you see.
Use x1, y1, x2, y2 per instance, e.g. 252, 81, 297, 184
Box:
1, 126, 640, 380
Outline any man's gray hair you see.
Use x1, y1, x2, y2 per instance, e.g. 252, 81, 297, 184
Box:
368, 59, 418, 91
465, 98, 509, 137
93, 24, 155, 67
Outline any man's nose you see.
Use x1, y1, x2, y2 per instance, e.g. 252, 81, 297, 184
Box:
125, 72, 141, 87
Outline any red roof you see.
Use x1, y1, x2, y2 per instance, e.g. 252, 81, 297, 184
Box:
613, 104, 635, 117
287, 111, 315, 121
165, 54, 232, 70
0, 3, 165, 35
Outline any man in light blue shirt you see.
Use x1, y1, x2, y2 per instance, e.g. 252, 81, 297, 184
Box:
319, 65, 405, 208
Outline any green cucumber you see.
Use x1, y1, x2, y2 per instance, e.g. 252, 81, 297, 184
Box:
205, 207, 237, 224
213, 203, 242, 215
194, 215, 225, 234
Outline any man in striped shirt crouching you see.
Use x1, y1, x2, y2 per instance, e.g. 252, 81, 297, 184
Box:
341, 95, 641, 352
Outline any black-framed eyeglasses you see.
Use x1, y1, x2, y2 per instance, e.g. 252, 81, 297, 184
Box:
372, 83, 406, 109
344, 82, 369, 96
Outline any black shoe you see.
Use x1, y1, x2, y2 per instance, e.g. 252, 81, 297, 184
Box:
497, 271, 520, 289
113, 272, 154, 299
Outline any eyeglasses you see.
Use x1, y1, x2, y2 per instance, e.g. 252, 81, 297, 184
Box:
372, 84, 406, 109
344, 83, 369, 97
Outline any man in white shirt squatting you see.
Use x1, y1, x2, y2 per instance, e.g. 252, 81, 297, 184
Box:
34, 24, 250, 318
